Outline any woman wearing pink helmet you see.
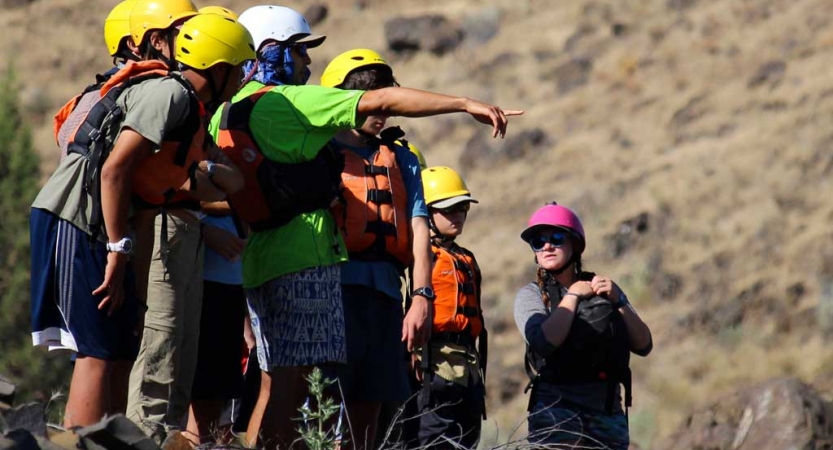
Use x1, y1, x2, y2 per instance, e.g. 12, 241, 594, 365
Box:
514, 202, 652, 449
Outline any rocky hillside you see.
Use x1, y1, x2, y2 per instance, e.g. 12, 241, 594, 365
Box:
3, 0, 833, 448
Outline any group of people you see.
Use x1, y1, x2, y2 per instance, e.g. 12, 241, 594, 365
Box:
28, 1, 652, 449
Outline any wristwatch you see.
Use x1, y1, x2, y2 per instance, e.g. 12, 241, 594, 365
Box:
205, 161, 217, 180
106, 237, 133, 255
412, 286, 436, 301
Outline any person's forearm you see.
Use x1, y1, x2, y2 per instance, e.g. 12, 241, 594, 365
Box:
621, 305, 653, 354
540, 295, 580, 348
201, 200, 233, 216
358, 87, 468, 118
101, 159, 139, 242
410, 217, 432, 290
199, 160, 244, 195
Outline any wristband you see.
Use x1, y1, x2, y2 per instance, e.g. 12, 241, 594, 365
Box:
564, 292, 583, 299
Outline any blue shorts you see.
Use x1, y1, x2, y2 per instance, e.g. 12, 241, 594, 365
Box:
528, 386, 629, 450
30, 208, 139, 360
326, 285, 411, 403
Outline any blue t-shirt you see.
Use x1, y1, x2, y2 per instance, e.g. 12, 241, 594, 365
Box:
337, 140, 427, 300
201, 215, 244, 286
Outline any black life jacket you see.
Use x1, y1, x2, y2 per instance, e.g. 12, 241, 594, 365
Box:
523, 273, 632, 414
216, 85, 344, 232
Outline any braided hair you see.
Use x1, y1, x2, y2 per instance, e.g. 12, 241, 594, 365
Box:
535, 256, 584, 310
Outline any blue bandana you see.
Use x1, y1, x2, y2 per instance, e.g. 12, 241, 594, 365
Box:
242, 44, 310, 86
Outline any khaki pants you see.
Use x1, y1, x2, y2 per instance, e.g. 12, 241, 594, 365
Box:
126, 212, 204, 441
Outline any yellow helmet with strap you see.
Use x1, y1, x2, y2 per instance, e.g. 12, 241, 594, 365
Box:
320, 48, 390, 88
129, 0, 198, 46
176, 13, 256, 69
104, 0, 139, 56
422, 166, 478, 208
198, 5, 239, 20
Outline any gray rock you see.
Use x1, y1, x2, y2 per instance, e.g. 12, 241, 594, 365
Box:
605, 212, 650, 258
548, 57, 593, 94
0, 0, 35, 8
747, 60, 786, 89
1, 403, 45, 438
662, 378, 833, 450
667, 0, 698, 10
303, 4, 328, 27
77, 415, 160, 450
0, 429, 39, 450
500, 128, 553, 160
462, 8, 501, 45
0, 376, 15, 406
385, 15, 464, 56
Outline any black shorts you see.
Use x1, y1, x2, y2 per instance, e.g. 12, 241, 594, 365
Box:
191, 280, 246, 401
326, 285, 411, 403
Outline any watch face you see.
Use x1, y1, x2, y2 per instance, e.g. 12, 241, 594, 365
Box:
415, 287, 435, 299
122, 239, 133, 253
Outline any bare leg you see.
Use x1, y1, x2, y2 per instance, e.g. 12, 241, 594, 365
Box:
108, 359, 134, 415
186, 400, 226, 445
246, 366, 312, 449
64, 355, 111, 428
344, 401, 381, 450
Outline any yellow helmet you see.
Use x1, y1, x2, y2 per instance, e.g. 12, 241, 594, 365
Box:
397, 140, 427, 169
422, 166, 478, 208
175, 13, 256, 69
129, 0, 198, 46
199, 6, 239, 20
320, 48, 390, 88
104, 0, 138, 56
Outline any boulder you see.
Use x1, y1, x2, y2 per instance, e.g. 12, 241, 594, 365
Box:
1, 403, 46, 437
76, 415, 160, 450
661, 378, 833, 450
547, 57, 593, 94
384, 15, 464, 56
303, 4, 328, 27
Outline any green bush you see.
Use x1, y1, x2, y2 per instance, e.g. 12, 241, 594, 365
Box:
0, 65, 71, 404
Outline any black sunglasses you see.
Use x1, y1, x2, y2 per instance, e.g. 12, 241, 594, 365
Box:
434, 202, 471, 215
529, 231, 570, 252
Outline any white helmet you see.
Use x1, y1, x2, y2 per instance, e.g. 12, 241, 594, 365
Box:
238, 5, 326, 52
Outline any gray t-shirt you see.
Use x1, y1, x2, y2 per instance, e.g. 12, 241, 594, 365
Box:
514, 282, 624, 414
32, 76, 192, 237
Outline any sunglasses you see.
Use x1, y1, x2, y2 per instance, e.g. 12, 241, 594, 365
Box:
434, 202, 471, 215
529, 231, 570, 252
290, 44, 308, 57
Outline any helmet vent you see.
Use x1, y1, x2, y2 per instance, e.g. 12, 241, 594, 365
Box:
351, 56, 365, 61
182, 33, 193, 41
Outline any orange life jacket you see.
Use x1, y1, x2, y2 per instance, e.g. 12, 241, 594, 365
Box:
53, 60, 205, 239
53, 60, 206, 206
431, 242, 483, 337
216, 85, 343, 232
331, 136, 413, 270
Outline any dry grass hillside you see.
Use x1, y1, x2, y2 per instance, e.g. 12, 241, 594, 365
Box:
4, 0, 833, 448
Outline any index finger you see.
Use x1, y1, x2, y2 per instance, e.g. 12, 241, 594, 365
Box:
503, 109, 525, 116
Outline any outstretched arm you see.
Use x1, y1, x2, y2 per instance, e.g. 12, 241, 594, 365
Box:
357, 87, 523, 138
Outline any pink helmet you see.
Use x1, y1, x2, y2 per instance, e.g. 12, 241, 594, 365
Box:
520, 203, 586, 254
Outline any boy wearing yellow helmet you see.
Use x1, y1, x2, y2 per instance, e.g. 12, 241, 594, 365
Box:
119, 11, 253, 441
411, 166, 486, 448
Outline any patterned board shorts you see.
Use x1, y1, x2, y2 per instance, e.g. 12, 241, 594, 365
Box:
246, 265, 346, 369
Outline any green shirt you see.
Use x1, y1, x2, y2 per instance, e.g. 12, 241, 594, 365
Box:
208, 81, 365, 288
32, 76, 192, 237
